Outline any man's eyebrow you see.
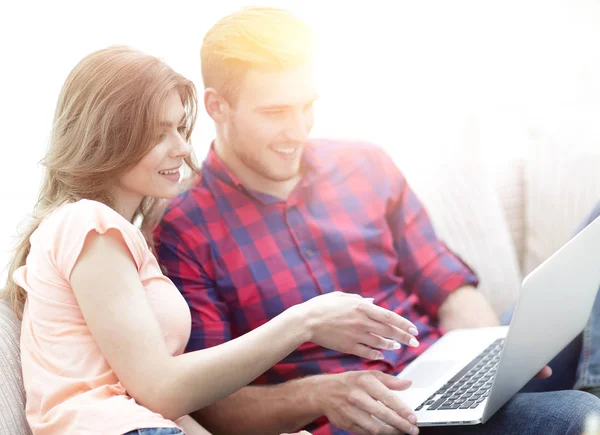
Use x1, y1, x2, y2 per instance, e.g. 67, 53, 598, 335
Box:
158, 113, 186, 127
257, 95, 319, 111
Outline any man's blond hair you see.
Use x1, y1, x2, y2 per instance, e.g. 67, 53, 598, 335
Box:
201, 7, 315, 103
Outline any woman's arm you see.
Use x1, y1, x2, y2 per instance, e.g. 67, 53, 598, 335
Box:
175, 415, 212, 435
70, 229, 417, 421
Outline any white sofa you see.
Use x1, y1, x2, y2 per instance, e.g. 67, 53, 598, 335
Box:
2, 131, 599, 434
401, 128, 600, 317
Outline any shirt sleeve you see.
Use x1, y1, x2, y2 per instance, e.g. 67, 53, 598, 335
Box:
376, 149, 479, 318
49, 200, 146, 281
155, 204, 232, 352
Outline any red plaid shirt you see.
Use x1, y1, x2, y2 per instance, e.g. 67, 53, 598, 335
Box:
155, 139, 478, 435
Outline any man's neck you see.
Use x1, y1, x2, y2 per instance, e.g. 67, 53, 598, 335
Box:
213, 138, 301, 201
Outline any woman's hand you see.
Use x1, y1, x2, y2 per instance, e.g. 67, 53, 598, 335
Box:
294, 292, 420, 360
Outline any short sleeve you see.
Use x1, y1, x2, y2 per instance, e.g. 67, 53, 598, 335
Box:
42, 200, 147, 280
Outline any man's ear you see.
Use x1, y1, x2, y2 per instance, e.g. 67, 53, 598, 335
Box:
204, 88, 228, 123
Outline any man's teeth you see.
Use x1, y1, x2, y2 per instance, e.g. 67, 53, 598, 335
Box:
273, 148, 295, 155
159, 169, 178, 175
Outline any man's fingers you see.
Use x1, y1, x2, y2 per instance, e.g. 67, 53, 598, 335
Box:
357, 374, 419, 432
347, 388, 416, 434
344, 404, 403, 435
533, 365, 553, 380
375, 371, 414, 392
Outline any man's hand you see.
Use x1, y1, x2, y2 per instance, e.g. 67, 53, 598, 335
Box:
438, 286, 500, 332
311, 371, 419, 435
534, 365, 553, 380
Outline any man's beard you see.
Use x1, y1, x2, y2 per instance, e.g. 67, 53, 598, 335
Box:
236, 148, 300, 183
229, 125, 301, 183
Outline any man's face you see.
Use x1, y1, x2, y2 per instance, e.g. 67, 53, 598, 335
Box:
223, 64, 318, 183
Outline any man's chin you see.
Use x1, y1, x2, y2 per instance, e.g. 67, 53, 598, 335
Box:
260, 159, 302, 183
264, 171, 301, 183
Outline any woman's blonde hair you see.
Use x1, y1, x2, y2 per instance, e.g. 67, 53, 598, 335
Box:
2, 45, 199, 318
200, 6, 315, 103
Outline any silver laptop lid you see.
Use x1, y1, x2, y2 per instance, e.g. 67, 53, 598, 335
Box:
483, 215, 600, 423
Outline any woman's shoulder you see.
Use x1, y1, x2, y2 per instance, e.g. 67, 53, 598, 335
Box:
40, 199, 135, 235
34, 199, 148, 277
50, 199, 125, 222
37, 199, 146, 252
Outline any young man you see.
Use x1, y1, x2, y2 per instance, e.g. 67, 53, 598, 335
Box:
156, 7, 600, 435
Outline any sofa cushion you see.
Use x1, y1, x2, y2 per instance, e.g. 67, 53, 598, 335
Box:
477, 112, 531, 274
0, 301, 31, 435
524, 137, 600, 275
491, 158, 526, 273
400, 159, 522, 316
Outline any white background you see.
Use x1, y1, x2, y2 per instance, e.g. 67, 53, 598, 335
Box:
1, 0, 600, 283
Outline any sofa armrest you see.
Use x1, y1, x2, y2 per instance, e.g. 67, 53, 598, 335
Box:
0, 301, 31, 435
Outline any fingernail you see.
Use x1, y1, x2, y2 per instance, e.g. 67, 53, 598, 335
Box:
364, 298, 374, 304
408, 414, 417, 424
409, 338, 420, 347
392, 341, 401, 349
409, 327, 419, 336
410, 426, 419, 435
376, 353, 385, 359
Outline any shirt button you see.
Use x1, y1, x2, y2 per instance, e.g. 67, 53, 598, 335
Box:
305, 248, 315, 258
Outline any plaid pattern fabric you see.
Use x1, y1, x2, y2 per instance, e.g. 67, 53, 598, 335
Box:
156, 139, 478, 434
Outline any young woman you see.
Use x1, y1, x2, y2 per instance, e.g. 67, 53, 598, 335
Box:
2, 46, 418, 435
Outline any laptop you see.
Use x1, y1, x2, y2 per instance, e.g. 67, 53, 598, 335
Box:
394, 214, 600, 427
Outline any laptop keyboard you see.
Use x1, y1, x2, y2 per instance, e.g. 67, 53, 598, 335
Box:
415, 338, 505, 412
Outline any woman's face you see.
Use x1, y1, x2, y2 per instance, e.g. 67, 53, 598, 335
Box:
115, 91, 191, 207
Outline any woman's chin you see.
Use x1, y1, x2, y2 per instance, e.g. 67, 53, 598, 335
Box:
145, 188, 180, 200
